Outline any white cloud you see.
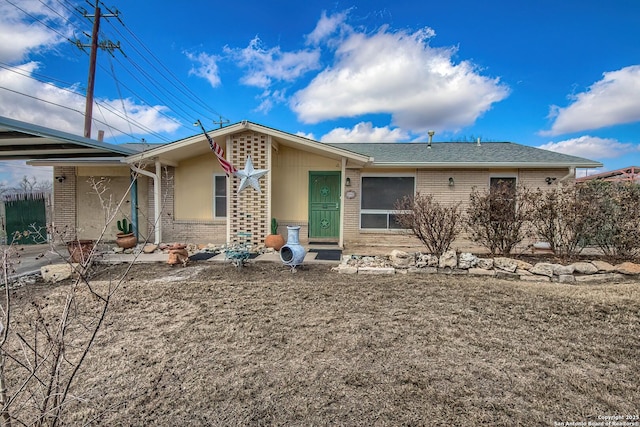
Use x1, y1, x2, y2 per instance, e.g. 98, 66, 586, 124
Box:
254, 89, 287, 114
538, 135, 637, 159
543, 65, 640, 136
291, 23, 509, 133
320, 121, 410, 142
186, 51, 221, 87
0, 62, 180, 138
0, 0, 73, 63
225, 36, 321, 89
305, 10, 351, 46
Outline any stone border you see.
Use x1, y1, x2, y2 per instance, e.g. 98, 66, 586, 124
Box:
332, 250, 640, 283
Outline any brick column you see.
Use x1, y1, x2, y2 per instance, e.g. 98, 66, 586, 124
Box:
228, 130, 269, 246
52, 166, 77, 241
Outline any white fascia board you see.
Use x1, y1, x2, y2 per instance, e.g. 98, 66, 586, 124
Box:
27, 158, 129, 167
370, 161, 604, 169
123, 121, 372, 166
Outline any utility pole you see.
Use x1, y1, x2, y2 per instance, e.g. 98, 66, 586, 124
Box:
74, 1, 120, 139
213, 115, 230, 128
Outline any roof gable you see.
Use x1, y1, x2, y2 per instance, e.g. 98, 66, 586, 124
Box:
123, 121, 371, 166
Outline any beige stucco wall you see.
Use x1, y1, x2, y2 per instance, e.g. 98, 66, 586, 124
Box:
271, 144, 340, 224
174, 155, 225, 220
75, 166, 149, 241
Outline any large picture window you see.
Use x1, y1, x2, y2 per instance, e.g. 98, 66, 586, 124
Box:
360, 176, 414, 229
213, 174, 227, 218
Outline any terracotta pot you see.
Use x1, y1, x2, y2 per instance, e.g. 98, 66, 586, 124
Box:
265, 234, 285, 251
66, 240, 95, 264
116, 232, 138, 249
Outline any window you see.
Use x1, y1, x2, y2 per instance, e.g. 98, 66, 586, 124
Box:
489, 177, 516, 220
213, 174, 227, 218
361, 176, 414, 229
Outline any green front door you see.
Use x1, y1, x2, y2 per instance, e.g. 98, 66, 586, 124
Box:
309, 172, 340, 239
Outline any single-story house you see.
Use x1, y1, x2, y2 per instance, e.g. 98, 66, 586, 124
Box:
1, 116, 603, 250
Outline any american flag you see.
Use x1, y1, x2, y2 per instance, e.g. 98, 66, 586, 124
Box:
196, 120, 237, 176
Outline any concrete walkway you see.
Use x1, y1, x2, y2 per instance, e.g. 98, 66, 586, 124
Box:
4, 243, 341, 281
99, 248, 339, 265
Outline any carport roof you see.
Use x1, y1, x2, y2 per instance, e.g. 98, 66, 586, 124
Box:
0, 115, 137, 160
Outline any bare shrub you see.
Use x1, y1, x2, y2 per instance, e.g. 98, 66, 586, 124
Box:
581, 181, 640, 260
528, 183, 592, 261
394, 193, 462, 256
0, 170, 149, 426
465, 181, 531, 256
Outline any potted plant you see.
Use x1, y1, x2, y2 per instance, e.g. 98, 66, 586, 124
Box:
264, 218, 285, 251
116, 218, 138, 249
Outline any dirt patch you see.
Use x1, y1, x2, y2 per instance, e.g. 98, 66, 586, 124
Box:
3, 262, 639, 425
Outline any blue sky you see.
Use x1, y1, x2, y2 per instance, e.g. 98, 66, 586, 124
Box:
1, 0, 639, 185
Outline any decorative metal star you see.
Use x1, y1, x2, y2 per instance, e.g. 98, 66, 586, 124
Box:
234, 155, 269, 194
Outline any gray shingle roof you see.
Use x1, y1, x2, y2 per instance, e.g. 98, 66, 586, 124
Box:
324, 142, 602, 168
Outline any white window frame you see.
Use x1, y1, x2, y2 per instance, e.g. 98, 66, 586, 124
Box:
359, 173, 415, 230
213, 174, 227, 219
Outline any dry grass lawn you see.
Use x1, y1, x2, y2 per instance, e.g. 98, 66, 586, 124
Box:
4, 262, 639, 425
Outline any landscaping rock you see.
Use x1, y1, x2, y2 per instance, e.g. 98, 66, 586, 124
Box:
408, 266, 438, 274
495, 270, 520, 280
571, 262, 598, 275
389, 249, 413, 268
458, 252, 479, 269
520, 274, 550, 282
552, 263, 575, 276
494, 257, 518, 272
476, 258, 494, 270
439, 250, 457, 269
143, 244, 158, 254
591, 260, 616, 272
558, 274, 576, 283
468, 268, 495, 276
416, 253, 438, 267
615, 262, 640, 275
530, 262, 554, 277
515, 260, 533, 270
41, 263, 78, 283
358, 267, 395, 275
438, 268, 468, 275
332, 265, 357, 274
574, 273, 625, 283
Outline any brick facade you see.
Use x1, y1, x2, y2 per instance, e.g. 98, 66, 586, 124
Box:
52, 166, 77, 241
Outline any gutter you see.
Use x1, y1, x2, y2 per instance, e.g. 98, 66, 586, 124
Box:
558, 166, 576, 182
368, 162, 603, 169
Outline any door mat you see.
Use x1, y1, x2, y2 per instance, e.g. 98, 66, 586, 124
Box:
308, 249, 342, 261
188, 252, 218, 261
309, 241, 339, 245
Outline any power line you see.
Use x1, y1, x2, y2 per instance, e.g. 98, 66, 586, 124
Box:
0, 63, 174, 142
4, 0, 75, 43
3, 0, 229, 141
105, 16, 225, 119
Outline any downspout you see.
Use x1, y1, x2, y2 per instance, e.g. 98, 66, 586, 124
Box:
129, 161, 162, 244
558, 166, 576, 182
339, 157, 346, 249
130, 173, 138, 238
